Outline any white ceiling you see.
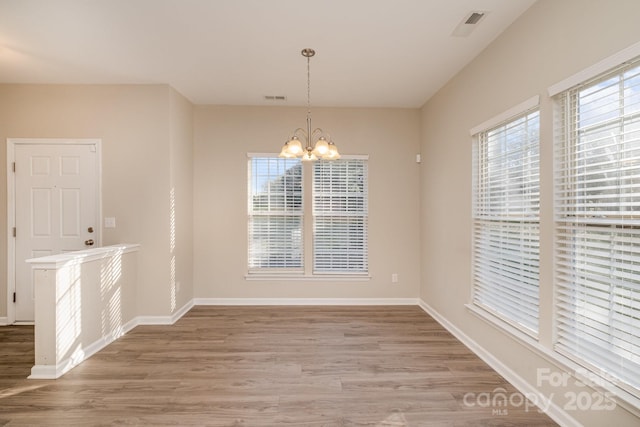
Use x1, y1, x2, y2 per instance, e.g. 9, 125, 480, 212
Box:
0, 0, 536, 108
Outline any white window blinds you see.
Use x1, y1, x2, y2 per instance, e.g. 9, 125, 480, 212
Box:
247, 156, 303, 272
554, 58, 640, 393
472, 109, 540, 335
313, 158, 368, 273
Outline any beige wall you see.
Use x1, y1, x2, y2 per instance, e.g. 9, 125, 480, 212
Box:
193, 106, 421, 299
0, 84, 190, 318
169, 88, 194, 314
420, 0, 640, 425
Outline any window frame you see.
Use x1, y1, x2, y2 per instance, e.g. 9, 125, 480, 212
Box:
552, 56, 640, 400
312, 158, 369, 275
246, 153, 370, 280
246, 154, 304, 274
470, 97, 541, 338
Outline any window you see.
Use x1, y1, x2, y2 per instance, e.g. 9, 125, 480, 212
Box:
247, 154, 368, 276
313, 159, 368, 273
247, 157, 303, 272
554, 57, 640, 394
472, 108, 540, 335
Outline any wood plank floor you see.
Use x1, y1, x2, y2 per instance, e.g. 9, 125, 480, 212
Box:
0, 306, 557, 426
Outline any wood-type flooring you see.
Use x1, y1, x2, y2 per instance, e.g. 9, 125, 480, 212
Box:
0, 305, 557, 426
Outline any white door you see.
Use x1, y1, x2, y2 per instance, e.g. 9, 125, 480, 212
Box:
14, 142, 99, 322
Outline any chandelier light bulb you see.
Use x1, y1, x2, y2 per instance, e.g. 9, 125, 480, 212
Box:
301, 150, 318, 162
287, 137, 304, 155
313, 137, 329, 156
325, 142, 340, 160
279, 141, 296, 158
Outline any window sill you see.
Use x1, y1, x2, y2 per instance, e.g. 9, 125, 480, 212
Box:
465, 303, 538, 342
245, 273, 371, 282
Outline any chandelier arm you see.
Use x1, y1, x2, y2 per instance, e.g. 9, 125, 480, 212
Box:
310, 129, 327, 149
291, 127, 308, 138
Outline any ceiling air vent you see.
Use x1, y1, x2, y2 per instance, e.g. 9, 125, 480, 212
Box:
465, 12, 485, 25
264, 95, 287, 101
452, 11, 487, 37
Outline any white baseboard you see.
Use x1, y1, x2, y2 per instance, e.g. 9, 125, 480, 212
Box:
28, 317, 140, 380
27, 299, 196, 380
136, 299, 195, 325
417, 299, 580, 427
194, 297, 419, 306
0, 317, 8, 326
170, 299, 194, 323
29, 364, 60, 379
135, 315, 174, 325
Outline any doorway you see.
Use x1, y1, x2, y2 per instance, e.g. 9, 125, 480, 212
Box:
7, 139, 101, 323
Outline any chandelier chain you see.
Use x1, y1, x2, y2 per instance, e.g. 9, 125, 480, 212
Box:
307, 55, 311, 117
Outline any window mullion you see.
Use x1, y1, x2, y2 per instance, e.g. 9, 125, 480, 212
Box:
303, 161, 313, 275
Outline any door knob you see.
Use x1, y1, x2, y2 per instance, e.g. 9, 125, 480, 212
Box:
84, 239, 95, 246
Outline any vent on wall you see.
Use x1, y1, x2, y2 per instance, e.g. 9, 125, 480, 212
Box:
452, 11, 487, 37
264, 95, 287, 101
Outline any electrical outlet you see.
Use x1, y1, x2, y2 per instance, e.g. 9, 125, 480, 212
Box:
391, 273, 398, 283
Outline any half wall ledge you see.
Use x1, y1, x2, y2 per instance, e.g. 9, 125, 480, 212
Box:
26, 244, 141, 379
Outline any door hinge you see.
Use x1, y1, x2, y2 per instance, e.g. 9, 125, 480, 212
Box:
13, 292, 16, 303
12, 162, 15, 172
12, 227, 16, 237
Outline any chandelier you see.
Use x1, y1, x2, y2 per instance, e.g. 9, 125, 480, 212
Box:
279, 48, 340, 161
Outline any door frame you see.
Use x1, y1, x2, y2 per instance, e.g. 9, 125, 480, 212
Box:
6, 138, 102, 325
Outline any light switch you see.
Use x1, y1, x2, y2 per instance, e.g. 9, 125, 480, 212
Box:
104, 217, 116, 228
